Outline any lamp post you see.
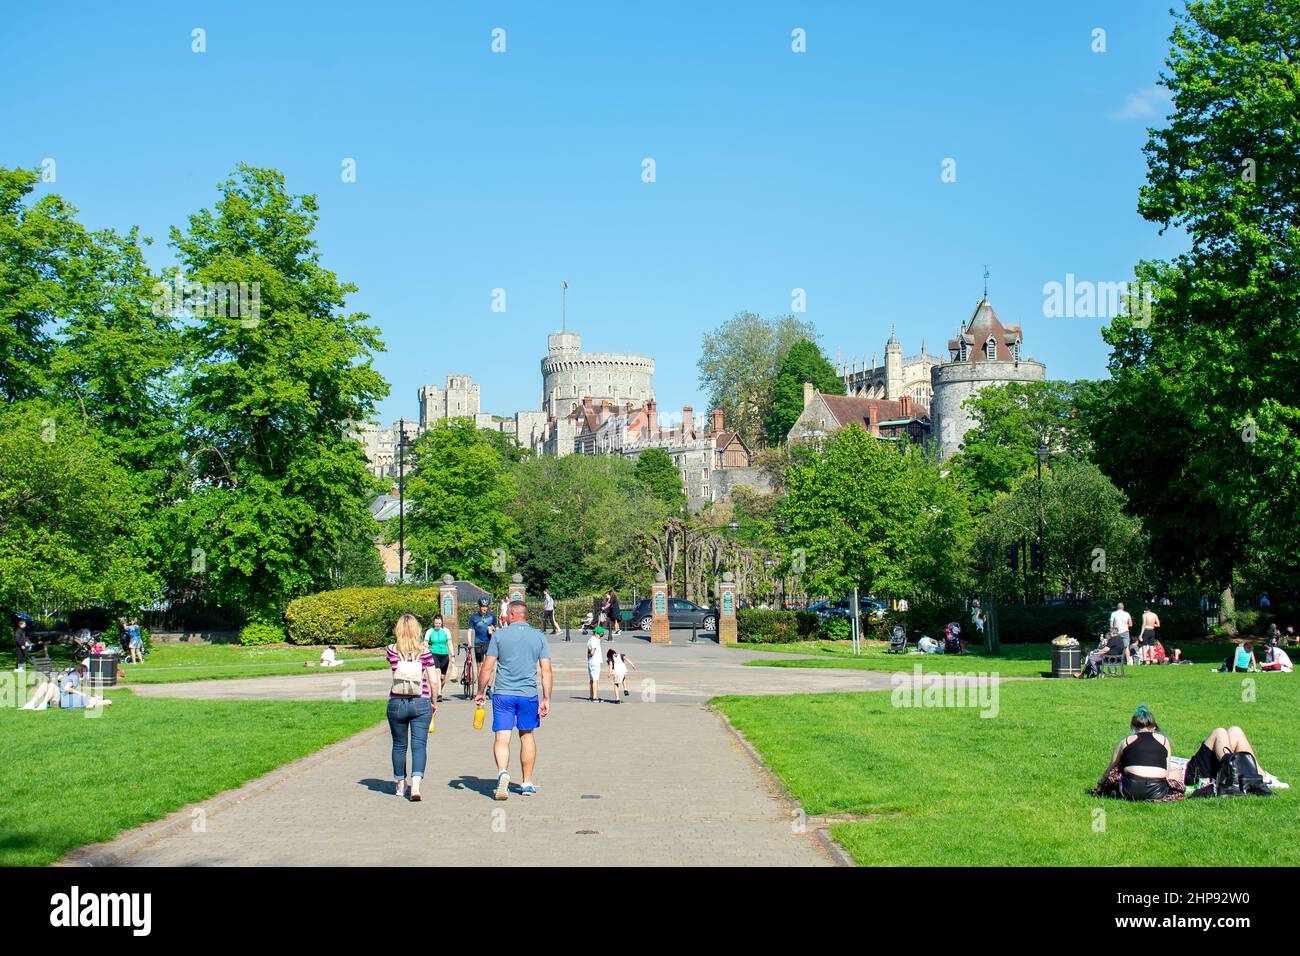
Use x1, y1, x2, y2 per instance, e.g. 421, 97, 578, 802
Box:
397, 420, 413, 584
1036, 441, 1050, 602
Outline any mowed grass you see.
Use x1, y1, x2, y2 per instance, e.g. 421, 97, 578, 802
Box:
715, 666, 1300, 865
740, 639, 1237, 676
2, 642, 390, 684
0, 687, 381, 866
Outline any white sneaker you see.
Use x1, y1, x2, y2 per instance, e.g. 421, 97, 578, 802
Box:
494, 771, 510, 801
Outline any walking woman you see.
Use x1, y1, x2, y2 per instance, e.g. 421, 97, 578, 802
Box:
385, 614, 438, 801
424, 615, 452, 702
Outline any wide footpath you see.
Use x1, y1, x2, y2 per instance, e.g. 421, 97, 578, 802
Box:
64, 636, 980, 867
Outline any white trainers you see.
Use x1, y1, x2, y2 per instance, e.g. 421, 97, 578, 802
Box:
494, 771, 510, 801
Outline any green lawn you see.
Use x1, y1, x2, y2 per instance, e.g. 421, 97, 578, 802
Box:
740, 639, 1239, 677
0, 688, 381, 866
715, 666, 1299, 865
3, 642, 390, 684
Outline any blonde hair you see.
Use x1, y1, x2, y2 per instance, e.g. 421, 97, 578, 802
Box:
393, 614, 425, 658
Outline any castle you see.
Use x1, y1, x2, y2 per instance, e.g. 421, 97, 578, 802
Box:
788, 296, 1046, 459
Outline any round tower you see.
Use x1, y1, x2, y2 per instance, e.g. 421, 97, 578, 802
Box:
884, 326, 903, 400
930, 299, 1046, 461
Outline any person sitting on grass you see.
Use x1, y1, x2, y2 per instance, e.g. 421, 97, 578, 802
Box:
305, 644, 344, 668
917, 635, 941, 654
1181, 725, 1285, 792
57, 664, 113, 710
1220, 640, 1257, 672
1149, 639, 1168, 665
1092, 705, 1183, 802
1261, 645, 1293, 673
19, 673, 61, 710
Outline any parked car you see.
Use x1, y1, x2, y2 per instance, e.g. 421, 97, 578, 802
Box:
630, 598, 718, 632
807, 597, 887, 622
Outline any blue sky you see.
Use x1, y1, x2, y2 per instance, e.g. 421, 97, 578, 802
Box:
3, 1, 1183, 425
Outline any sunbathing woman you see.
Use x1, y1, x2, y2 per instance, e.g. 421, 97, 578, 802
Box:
1181, 726, 1282, 789
1093, 705, 1182, 801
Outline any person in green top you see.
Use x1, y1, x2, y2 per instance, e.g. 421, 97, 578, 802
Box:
424, 615, 453, 701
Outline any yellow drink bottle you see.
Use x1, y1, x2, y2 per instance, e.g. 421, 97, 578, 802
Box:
474, 705, 485, 730
429, 714, 435, 734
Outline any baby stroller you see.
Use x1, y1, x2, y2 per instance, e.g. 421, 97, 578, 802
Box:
943, 622, 965, 655
579, 611, 596, 635
887, 624, 907, 654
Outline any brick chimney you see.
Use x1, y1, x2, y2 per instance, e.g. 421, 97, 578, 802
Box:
866, 404, 878, 435
803, 381, 815, 409
683, 405, 693, 439
710, 409, 725, 434
647, 399, 658, 437
899, 394, 912, 418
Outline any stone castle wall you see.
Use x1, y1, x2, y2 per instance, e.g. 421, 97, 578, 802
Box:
930, 359, 1046, 460
541, 332, 654, 418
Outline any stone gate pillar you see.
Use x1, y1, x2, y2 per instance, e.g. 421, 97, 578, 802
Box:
650, 572, 670, 644
439, 574, 459, 656
509, 572, 526, 607
719, 571, 738, 644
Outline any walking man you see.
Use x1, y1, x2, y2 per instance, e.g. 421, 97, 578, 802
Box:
1109, 601, 1134, 666
542, 588, 559, 635
476, 601, 552, 800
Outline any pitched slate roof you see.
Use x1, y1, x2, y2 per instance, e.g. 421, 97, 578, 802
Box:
948, 298, 1023, 362
820, 394, 929, 428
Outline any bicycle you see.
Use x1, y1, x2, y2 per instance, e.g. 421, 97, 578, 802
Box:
458, 643, 479, 701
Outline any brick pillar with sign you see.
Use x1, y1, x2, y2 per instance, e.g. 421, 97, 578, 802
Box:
439, 574, 459, 657
650, 572, 670, 644
719, 571, 738, 644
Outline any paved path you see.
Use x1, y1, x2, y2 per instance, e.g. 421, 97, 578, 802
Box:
68, 638, 986, 867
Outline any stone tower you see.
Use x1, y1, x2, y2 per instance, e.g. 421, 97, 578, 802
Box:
930, 298, 1046, 461
540, 330, 655, 419
884, 326, 903, 401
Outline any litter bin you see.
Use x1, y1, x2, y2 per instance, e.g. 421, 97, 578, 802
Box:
87, 653, 119, 687
1051, 644, 1080, 678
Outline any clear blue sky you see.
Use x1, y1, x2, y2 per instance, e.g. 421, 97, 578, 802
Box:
3, 0, 1184, 425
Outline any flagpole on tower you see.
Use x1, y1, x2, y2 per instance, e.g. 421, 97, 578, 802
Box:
562, 281, 568, 332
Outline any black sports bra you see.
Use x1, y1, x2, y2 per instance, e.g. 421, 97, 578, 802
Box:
1120, 732, 1168, 769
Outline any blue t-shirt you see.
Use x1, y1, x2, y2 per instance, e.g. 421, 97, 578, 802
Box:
486, 622, 551, 698
469, 612, 497, 646
1236, 646, 1253, 669
60, 672, 86, 709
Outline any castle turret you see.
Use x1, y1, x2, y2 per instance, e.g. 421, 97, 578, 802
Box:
884, 325, 902, 401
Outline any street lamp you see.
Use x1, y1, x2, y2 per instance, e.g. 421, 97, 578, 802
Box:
396, 420, 414, 584
1035, 441, 1050, 601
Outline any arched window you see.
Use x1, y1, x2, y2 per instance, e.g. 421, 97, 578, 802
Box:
985, 337, 997, 360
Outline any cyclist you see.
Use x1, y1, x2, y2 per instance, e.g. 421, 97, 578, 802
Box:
468, 597, 499, 688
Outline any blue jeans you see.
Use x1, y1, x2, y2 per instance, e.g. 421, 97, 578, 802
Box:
387, 697, 433, 779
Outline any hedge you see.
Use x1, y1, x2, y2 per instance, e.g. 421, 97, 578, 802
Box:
284, 587, 658, 645
239, 621, 287, 646
994, 600, 1204, 645
737, 609, 819, 643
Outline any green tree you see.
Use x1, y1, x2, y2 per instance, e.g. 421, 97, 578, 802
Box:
765, 339, 843, 446
777, 424, 972, 600
633, 448, 685, 508
0, 168, 76, 403
951, 381, 1095, 509
974, 457, 1149, 600
0, 401, 158, 613
697, 311, 817, 450
480, 427, 529, 464
1086, 0, 1300, 621
401, 418, 517, 586
168, 165, 389, 619
508, 453, 671, 597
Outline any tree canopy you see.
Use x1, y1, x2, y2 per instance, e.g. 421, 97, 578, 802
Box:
765, 339, 843, 446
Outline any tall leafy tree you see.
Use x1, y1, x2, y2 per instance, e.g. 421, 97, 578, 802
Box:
0, 168, 82, 402
777, 424, 972, 600
401, 418, 517, 586
952, 381, 1094, 510
0, 401, 158, 614
1086, 0, 1300, 621
633, 447, 686, 508
168, 165, 389, 619
764, 339, 843, 446
697, 311, 816, 450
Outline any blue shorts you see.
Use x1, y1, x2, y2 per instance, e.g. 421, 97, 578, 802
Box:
491, 694, 540, 732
